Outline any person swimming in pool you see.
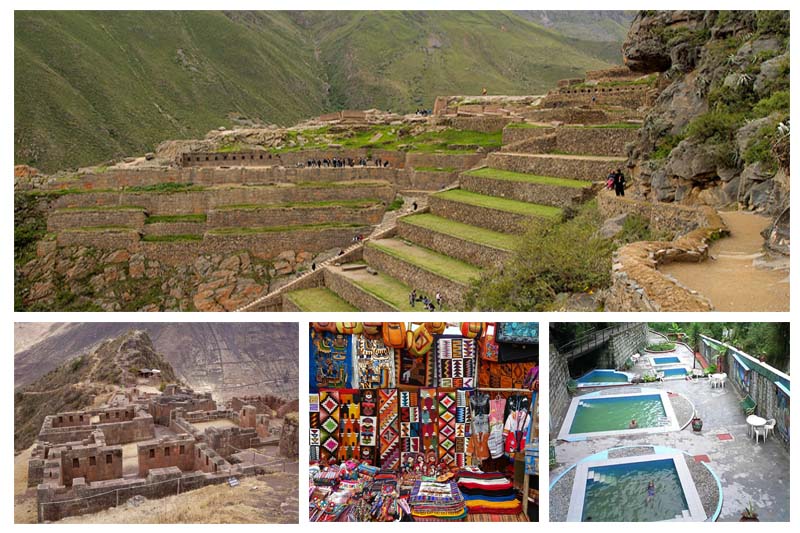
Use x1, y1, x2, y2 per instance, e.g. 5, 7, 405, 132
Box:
629, 419, 638, 429
646, 480, 656, 503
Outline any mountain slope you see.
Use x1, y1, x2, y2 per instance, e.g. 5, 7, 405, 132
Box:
14, 329, 178, 451
15, 10, 626, 172
14, 323, 299, 400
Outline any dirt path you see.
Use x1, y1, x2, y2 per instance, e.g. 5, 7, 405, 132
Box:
659, 211, 789, 311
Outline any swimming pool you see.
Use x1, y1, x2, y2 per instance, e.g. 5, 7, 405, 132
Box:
653, 356, 681, 365
558, 390, 680, 439
662, 368, 688, 378
566, 452, 707, 522
576, 369, 631, 388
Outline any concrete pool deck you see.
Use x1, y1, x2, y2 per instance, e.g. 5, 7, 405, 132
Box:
551, 378, 790, 521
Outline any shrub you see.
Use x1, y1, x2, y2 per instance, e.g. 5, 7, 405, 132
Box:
647, 342, 676, 351
753, 91, 789, 117
685, 111, 745, 143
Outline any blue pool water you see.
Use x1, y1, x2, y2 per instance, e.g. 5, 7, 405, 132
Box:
583, 459, 689, 521
662, 368, 688, 377
569, 394, 670, 434
577, 370, 630, 385
653, 356, 680, 365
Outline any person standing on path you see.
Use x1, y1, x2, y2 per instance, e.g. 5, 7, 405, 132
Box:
613, 168, 626, 197
409, 289, 416, 308
435, 292, 442, 309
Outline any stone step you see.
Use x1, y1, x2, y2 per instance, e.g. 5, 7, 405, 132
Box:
487, 152, 626, 181
398, 213, 516, 269
324, 264, 416, 311
429, 189, 561, 234
364, 238, 482, 309
460, 167, 594, 208
282, 287, 359, 311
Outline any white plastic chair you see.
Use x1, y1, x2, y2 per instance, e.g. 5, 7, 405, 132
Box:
764, 419, 776, 439
753, 426, 767, 443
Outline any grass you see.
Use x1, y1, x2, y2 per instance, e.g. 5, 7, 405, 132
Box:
63, 226, 136, 232
434, 189, 562, 219
207, 222, 363, 236
286, 287, 358, 311
647, 342, 677, 352
294, 180, 386, 188
368, 239, 480, 284
465, 167, 591, 188
402, 213, 519, 251
141, 234, 203, 242
215, 198, 380, 211
505, 122, 549, 129
339, 271, 416, 311
145, 214, 207, 223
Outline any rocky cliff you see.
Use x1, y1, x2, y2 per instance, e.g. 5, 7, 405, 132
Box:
623, 11, 789, 217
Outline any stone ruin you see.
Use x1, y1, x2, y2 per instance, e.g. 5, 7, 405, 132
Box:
28, 384, 298, 522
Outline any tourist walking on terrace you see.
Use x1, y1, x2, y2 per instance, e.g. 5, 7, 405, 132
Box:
436, 291, 442, 309
409, 289, 417, 308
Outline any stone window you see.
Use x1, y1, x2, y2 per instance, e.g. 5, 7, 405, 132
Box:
205, 456, 209, 466
79, 415, 83, 421
58, 416, 63, 423
89, 456, 96, 466
115, 412, 120, 418
179, 445, 185, 455
165, 447, 170, 456
69, 415, 73, 422
149, 449, 155, 459
106, 454, 112, 464
213, 463, 217, 472
259, 155, 263, 159
72, 458, 79, 468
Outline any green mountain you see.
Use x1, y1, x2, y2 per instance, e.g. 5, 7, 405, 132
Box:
15, 10, 626, 172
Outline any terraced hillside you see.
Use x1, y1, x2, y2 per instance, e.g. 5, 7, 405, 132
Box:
266, 73, 645, 311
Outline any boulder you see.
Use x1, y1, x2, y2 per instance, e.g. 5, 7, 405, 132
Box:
599, 214, 630, 239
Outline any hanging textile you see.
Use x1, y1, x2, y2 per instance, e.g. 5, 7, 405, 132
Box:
503, 394, 531, 454
338, 389, 360, 461
435, 336, 477, 388
310, 330, 353, 392
419, 388, 439, 466
359, 389, 378, 464
399, 349, 434, 387
455, 389, 470, 467
488, 396, 507, 459
318, 390, 341, 461
468, 391, 490, 462
437, 390, 457, 465
355, 336, 396, 389
378, 388, 401, 470
399, 389, 421, 466
479, 360, 537, 390
309, 393, 320, 462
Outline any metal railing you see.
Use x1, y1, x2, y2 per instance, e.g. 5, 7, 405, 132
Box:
557, 323, 642, 361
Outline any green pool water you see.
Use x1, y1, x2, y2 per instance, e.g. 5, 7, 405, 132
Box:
582, 459, 689, 522
578, 370, 629, 384
569, 395, 670, 434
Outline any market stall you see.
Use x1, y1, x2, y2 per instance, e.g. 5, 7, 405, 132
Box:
309, 322, 539, 522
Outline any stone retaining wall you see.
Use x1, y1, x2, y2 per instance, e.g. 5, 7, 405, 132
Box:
206, 205, 384, 228
433, 115, 512, 133
202, 226, 369, 261
460, 172, 593, 209
408, 170, 459, 191
607, 323, 649, 369
502, 127, 637, 157
142, 221, 206, 237
322, 269, 397, 311
602, 193, 728, 312
487, 152, 620, 181
428, 195, 531, 234
363, 244, 469, 308
56, 229, 141, 251
47, 210, 146, 231
397, 218, 511, 268
51, 184, 396, 215
182, 148, 406, 169
549, 345, 571, 434
597, 192, 716, 235
542, 85, 652, 109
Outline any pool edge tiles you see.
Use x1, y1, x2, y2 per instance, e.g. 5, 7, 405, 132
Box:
557, 389, 680, 440
566, 452, 708, 522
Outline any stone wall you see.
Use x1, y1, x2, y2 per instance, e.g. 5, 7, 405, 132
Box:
137, 435, 196, 477
51, 183, 396, 214
585, 66, 638, 81
397, 218, 511, 268
183, 148, 407, 169
542, 85, 652, 109
549, 345, 572, 435
142, 221, 206, 237
60, 445, 123, 487
607, 323, 649, 369
94, 413, 155, 445
602, 193, 728, 312
487, 152, 621, 181
405, 152, 486, 170
520, 107, 614, 125
47, 209, 146, 231
279, 414, 299, 459
56, 229, 141, 251
408, 170, 459, 191
502, 126, 638, 157
363, 244, 469, 308
460, 172, 593, 209
597, 191, 716, 235
321, 268, 396, 311
428, 195, 532, 234
434, 115, 512, 133
206, 204, 384, 228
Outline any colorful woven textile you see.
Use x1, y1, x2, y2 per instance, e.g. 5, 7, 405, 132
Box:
310, 331, 353, 392
399, 389, 421, 465
355, 336, 396, 389
318, 390, 341, 461
359, 389, 378, 464
310, 393, 320, 461
378, 388, 400, 470
478, 360, 537, 390
455, 389, 470, 467
338, 390, 360, 461
436, 336, 476, 388
456, 471, 521, 515
409, 480, 467, 520
496, 323, 539, 344
419, 388, 439, 464
398, 350, 434, 387
437, 391, 457, 465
